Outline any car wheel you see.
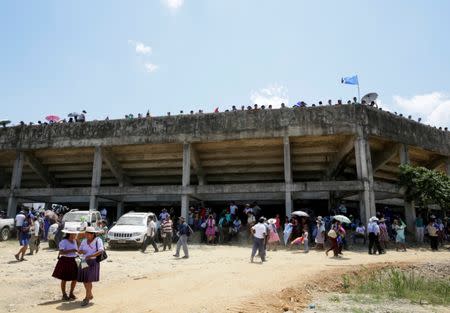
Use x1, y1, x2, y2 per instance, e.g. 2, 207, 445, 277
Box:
0, 227, 10, 241
48, 240, 56, 249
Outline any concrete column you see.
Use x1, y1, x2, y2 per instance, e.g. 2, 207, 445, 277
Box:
399, 144, 409, 165
283, 136, 293, 217
181, 194, 189, 220
116, 201, 124, 220
7, 151, 24, 217
399, 144, 416, 233
181, 143, 191, 219
89, 146, 102, 211
354, 133, 376, 225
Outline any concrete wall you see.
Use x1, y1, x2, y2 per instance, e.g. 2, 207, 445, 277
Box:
1, 106, 448, 154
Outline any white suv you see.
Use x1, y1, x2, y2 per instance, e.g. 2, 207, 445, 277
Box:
107, 212, 155, 249
63, 209, 102, 231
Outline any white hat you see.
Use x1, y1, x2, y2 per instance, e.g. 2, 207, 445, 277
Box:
62, 228, 80, 234
268, 218, 276, 224
85, 226, 100, 233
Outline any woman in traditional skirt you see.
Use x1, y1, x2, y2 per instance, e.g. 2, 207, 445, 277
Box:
267, 219, 280, 251
77, 226, 104, 307
52, 229, 79, 300
205, 214, 216, 244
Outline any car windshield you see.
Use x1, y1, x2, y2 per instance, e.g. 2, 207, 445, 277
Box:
117, 216, 145, 226
63, 212, 89, 222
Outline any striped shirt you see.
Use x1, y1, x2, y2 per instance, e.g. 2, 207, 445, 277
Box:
162, 220, 173, 233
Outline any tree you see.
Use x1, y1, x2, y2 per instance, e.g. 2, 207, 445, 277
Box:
399, 164, 450, 210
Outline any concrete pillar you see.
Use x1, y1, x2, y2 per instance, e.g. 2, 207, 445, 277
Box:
399, 144, 409, 165
116, 201, 124, 220
181, 143, 191, 219
354, 133, 376, 225
181, 194, 189, 220
283, 136, 293, 217
7, 151, 24, 217
399, 144, 416, 233
89, 146, 102, 211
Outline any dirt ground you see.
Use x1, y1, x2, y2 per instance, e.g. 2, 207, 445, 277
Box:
0, 239, 449, 313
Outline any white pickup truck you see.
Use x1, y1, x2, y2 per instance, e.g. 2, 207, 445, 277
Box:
0, 217, 15, 241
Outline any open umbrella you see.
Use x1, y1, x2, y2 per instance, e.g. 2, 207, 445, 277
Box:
45, 115, 60, 123
292, 210, 309, 217
333, 215, 351, 224
0, 120, 11, 127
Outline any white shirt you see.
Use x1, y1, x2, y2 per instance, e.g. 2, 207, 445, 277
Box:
15, 213, 26, 227
356, 226, 365, 234
33, 220, 40, 236
251, 223, 266, 239
147, 220, 157, 237
79, 238, 104, 257
368, 222, 379, 234
59, 239, 79, 258
230, 205, 238, 215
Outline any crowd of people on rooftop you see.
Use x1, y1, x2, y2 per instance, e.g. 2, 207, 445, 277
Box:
1, 99, 448, 131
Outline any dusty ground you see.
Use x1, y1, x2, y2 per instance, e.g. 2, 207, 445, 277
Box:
0, 239, 449, 313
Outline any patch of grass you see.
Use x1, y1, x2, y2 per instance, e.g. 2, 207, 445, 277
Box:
350, 307, 370, 313
328, 294, 340, 302
347, 294, 381, 304
346, 268, 450, 305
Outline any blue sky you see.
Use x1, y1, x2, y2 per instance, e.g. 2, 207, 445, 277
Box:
1, 0, 449, 127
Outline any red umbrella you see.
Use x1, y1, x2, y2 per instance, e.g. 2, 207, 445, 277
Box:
45, 115, 60, 123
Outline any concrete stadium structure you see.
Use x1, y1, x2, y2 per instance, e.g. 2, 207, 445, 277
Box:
0, 105, 449, 226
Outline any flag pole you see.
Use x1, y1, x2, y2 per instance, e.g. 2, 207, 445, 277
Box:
357, 83, 361, 103
357, 75, 361, 102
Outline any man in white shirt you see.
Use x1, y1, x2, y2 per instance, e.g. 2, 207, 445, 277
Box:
141, 216, 159, 253
15, 210, 26, 241
250, 217, 267, 263
229, 201, 238, 218
29, 216, 40, 255
368, 218, 384, 255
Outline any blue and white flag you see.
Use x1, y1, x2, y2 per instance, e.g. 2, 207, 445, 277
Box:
341, 75, 359, 85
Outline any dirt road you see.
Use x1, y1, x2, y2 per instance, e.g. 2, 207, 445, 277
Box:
1, 240, 448, 313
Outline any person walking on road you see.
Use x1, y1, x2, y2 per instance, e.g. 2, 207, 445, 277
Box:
15, 215, 31, 261
141, 215, 158, 253
161, 215, 173, 251
29, 215, 41, 255
174, 216, 191, 259
250, 217, 267, 263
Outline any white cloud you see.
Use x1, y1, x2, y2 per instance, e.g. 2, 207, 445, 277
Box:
250, 84, 289, 108
377, 91, 450, 127
164, 0, 184, 10
128, 40, 152, 55
144, 63, 159, 73
389, 92, 450, 127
